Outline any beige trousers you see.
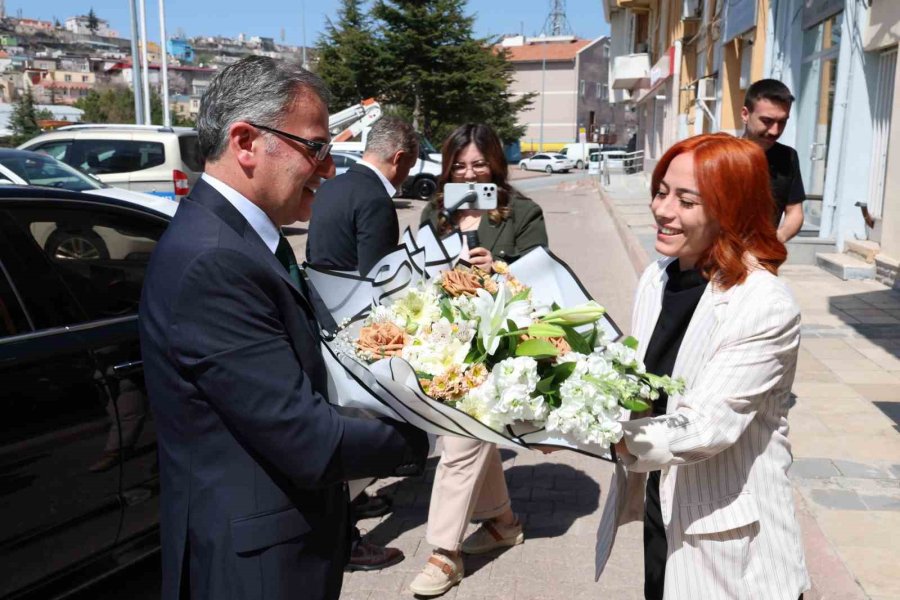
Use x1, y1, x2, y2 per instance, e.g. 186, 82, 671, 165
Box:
425, 436, 511, 551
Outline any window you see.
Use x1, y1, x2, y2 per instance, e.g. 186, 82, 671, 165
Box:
602, 84, 609, 101
82, 75, 88, 82
64, 74, 72, 82
30, 140, 74, 162
0, 154, 98, 192
0, 262, 30, 337
74, 140, 166, 175
4, 203, 167, 324
580, 80, 586, 97
178, 135, 204, 172
596, 83, 602, 98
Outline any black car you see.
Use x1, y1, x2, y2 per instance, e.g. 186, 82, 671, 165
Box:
0, 186, 170, 599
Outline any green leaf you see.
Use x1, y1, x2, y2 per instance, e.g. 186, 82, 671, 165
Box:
515, 339, 559, 359
586, 325, 598, 350
621, 398, 651, 412
439, 297, 454, 321
549, 360, 577, 383
551, 301, 561, 312
417, 372, 434, 380
511, 289, 530, 303
535, 375, 555, 394
622, 336, 639, 350
561, 325, 592, 355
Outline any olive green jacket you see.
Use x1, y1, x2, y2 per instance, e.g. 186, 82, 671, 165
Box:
420, 192, 548, 262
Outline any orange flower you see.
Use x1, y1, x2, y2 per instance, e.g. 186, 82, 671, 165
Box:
441, 268, 484, 297
356, 322, 408, 359
520, 334, 572, 355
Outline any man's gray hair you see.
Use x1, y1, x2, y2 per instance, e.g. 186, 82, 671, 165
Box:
197, 55, 331, 161
364, 116, 419, 161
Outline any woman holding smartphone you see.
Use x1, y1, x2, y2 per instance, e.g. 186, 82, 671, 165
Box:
411, 124, 548, 597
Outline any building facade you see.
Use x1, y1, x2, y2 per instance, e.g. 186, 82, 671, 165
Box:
604, 0, 900, 285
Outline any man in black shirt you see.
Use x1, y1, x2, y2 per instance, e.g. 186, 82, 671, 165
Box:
742, 79, 806, 242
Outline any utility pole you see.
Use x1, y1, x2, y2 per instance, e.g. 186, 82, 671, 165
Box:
301, 0, 308, 69
158, 0, 171, 126
128, 0, 145, 124
138, 0, 152, 123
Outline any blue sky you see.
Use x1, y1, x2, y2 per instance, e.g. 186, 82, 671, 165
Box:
10, 0, 610, 48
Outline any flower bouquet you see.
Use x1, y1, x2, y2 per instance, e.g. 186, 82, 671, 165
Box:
306, 224, 682, 461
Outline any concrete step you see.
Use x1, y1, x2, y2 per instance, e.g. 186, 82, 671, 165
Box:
785, 237, 836, 265
844, 239, 880, 263
816, 252, 876, 281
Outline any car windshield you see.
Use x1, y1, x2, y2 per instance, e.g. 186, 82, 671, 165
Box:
0, 153, 104, 192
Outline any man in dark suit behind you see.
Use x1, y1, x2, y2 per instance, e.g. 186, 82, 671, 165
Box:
139, 56, 428, 600
306, 116, 418, 570
306, 115, 419, 276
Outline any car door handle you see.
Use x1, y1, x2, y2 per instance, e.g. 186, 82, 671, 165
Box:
112, 359, 143, 376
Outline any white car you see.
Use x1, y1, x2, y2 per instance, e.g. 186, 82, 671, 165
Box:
518, 153, 575, 173
0, 148, 176, 217
330, 151, 363, 177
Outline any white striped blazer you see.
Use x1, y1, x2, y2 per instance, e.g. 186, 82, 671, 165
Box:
595, 257, 810, 600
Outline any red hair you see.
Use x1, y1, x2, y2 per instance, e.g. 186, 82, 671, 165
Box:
651, 133, 786, 289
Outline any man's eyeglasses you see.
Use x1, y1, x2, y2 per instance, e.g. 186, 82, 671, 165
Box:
247, 122, 332, 161
450, 160, 491, 176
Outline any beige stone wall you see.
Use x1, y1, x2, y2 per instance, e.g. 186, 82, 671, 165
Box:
863, 0, 900, 51
880, 54, 900, 259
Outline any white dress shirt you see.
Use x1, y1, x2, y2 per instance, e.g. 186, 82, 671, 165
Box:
202, 173, 281, 253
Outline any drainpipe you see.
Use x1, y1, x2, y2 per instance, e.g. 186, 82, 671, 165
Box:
672, 39, 682, 144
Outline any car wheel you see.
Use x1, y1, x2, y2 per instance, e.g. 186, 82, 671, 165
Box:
413, 176, 437, 200
576, 160, 584, 170
545, 165, 553, 174
44, 228, 110, 261
519, 162, 527, 170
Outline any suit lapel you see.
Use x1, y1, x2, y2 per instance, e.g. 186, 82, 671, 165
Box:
188, 179, 319, 320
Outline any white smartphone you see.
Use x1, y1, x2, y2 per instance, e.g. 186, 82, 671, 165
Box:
442, 182, 498, 212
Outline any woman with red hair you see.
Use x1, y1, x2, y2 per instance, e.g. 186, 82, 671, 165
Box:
608, 134, 809, 599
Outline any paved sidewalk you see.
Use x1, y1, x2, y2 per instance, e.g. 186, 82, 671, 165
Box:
598, 171, 900, 600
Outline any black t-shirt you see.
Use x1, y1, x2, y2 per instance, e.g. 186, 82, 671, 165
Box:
642, 260, 708, 416
766, 142, 806, 226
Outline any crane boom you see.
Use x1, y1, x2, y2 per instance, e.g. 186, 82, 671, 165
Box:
328, 98, 383, 144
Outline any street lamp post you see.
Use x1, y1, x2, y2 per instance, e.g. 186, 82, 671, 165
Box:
128, 0, 144, 124
539, 33, 546, 153
158, 0, 171, 126
138, 0, 152, 123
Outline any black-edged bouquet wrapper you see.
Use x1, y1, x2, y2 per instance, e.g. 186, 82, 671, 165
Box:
306, 224, 676, 463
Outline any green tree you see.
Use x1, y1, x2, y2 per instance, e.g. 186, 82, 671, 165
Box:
314, 0, 387, 111
9, 87, 41, 145
76, 86, 194, 127
371, 0, 532, 144
86, 8, 99, 35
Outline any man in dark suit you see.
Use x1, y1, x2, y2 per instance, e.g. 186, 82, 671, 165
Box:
306, 115, 419, 570
306, 115, 419, 276
139, 56, 428, 600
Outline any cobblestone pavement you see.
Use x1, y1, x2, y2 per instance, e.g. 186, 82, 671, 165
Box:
599, 171, 900, 600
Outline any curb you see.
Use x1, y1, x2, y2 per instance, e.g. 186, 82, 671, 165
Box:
596, 184, 650, 276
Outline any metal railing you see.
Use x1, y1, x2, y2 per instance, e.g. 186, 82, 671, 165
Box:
598, 150, 644, 185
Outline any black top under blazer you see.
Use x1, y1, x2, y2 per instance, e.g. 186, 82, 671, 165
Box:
138, 178, 427, 600
420, 191, 548, 263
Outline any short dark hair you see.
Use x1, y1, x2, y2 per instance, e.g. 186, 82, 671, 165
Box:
744, 79, 795, 111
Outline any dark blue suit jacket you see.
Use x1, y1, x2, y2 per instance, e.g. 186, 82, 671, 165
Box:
306, 162, 399, 275
139, 179, 426, 600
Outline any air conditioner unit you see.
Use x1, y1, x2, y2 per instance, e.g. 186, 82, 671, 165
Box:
683, 0, 702, 20
697, 78, 716, 101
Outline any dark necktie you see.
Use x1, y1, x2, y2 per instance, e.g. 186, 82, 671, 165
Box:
275, 235, 303, 287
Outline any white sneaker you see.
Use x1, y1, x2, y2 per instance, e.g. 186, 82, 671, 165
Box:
408, 552, 464, 597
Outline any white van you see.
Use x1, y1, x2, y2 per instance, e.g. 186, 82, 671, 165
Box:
331, 128, 443, 200
560, 143, 601, 169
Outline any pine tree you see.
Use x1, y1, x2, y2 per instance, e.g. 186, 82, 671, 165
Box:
314, 0, 386, 111
76, 86, 194, 126
87, 8, 99, 35
10, 87, 41, 146
372, 0, 533, 144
